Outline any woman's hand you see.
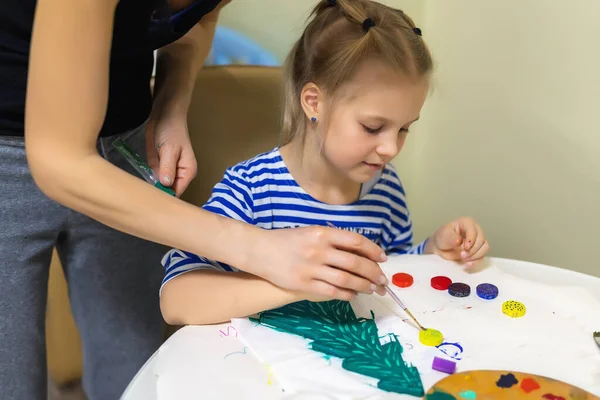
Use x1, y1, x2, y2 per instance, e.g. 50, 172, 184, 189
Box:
425, 216, 489, 268
146, 115, 197, 197
246, 226, 389, 301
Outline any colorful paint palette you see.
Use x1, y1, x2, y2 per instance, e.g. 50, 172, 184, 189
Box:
424, 275, 527, 319
391, 272, 519, 322
425, 370, 600, 399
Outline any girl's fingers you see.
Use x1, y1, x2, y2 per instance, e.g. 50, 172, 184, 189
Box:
436, 224, 463, 251
462, 224, 484, 259
460, 221, 480, 252
464, 241, 490, 267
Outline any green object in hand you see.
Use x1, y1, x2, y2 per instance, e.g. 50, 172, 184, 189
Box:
154, 181, 176, 196
112, 137, 176, 197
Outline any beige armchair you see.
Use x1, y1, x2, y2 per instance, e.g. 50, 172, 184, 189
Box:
46, 65, 284, 386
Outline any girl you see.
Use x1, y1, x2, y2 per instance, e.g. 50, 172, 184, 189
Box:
159, 0, 489, 326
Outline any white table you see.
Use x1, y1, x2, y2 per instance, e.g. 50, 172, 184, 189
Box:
120, 256, 600, 400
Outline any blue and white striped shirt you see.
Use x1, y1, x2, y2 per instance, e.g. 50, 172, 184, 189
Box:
161, 148, 427, 289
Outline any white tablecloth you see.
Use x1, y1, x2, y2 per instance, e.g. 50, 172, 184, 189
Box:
120, 256, 600, 400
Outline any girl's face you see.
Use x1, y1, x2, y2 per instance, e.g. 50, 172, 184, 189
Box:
319, 61, 430, 184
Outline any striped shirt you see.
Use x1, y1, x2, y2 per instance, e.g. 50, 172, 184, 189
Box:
161, 147, 427, 290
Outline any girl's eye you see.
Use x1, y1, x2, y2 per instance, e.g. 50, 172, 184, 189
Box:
400, 128, 410, 133
362, 124, 382, 134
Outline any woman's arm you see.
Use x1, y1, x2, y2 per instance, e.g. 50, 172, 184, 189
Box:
152, 3, 225, 119
147, 4, 228, 195
160, 270, 307, 325
25, 0, 388, 301
25, 0, 251, 265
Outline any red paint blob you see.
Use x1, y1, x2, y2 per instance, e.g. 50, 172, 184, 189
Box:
392, 273, 413, 288
430, 276, 452, 290
520, 378, 540, 393
542, 394, 565, 400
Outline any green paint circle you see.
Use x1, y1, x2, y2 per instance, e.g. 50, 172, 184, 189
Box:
459, 390, 477, 399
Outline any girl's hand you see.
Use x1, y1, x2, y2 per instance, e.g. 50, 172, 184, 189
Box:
248, 226, 388, 301
426, 217, 489, 268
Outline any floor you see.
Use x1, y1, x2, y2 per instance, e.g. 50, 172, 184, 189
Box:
47, 377, 86, 400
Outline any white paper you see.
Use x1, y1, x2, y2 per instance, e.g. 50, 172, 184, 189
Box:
154, 325, 284, 400
233, 256, 600, 399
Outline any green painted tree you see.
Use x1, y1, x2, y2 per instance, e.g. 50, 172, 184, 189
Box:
252, 300, 424, 397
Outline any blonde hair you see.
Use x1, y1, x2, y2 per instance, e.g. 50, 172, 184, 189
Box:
281, 0, 433, 145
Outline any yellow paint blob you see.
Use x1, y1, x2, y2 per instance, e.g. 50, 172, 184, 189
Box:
419, 328, 443, 347
502, 300, 526, 318
264, 363, 274, 385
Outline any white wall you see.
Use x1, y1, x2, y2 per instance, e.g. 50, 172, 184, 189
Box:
219, 0, 600, 277
219, 0, 425, 62
410, 0, 600, 276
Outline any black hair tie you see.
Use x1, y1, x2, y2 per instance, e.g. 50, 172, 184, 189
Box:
413, 27, 422, 36
362, 17, 376, 32
327, 0, 337, 6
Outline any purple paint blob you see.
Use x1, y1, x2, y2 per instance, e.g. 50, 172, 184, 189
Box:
432, 357, 456, 374
476, 283, 499, 300
448, 282, 471, 298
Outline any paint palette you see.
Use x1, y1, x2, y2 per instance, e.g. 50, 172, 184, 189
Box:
395, 273, 500, 301
392, 272, 528, 320
425, 370, 600, 399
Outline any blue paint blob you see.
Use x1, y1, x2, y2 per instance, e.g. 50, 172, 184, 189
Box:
476, 283, 499, 300
459, 390, 477, 399
436, 342, 464, 360
496, 373, 518, 388
448, 282, 471, 297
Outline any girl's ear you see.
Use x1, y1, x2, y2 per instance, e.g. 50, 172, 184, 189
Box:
300, 82, 322, 122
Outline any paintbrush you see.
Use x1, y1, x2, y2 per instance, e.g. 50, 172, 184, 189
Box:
325, 221, 427, 331
383, 285, 427, 331
594, 331, 600, 351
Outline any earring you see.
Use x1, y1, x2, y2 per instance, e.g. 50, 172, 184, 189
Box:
311, 117, 317, 123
